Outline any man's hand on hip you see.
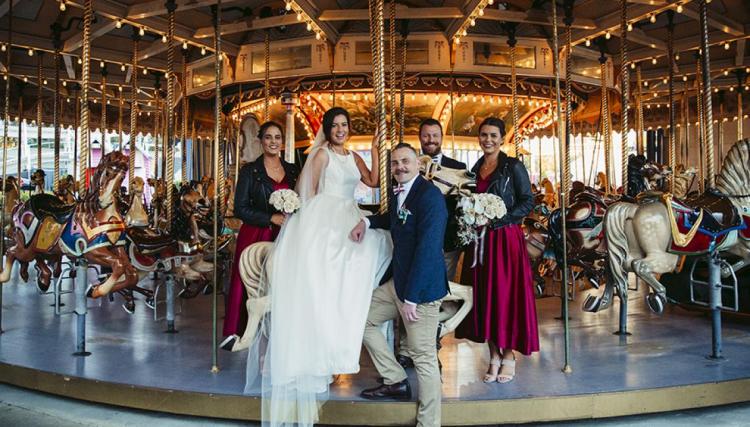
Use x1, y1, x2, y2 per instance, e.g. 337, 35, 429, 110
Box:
400, 302, 420, 322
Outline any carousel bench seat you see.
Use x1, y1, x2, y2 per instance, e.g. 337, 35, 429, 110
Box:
29, 194, 76, 224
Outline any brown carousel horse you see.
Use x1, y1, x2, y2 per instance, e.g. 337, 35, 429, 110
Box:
586, 139, 750, 319
55, 174, 77, 205
0, 152, 139, 301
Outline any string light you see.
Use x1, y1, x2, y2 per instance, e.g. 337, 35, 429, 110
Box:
182, 41, 188, 50
285, 1, 292, 11
23, 76, 28, 82
77, 57, 82, 64
162, 34, 167, 43
139, 27, 145, 37
306, 22, 312, 31
297, 12, 303, 21
0, 44, 5, 52
649, 14, 657, 24
683, 75, 688, 82
585, 38, 591, 47
143, 67, 148, 75
201, 46, 206, 55
605, 31, 611, 40
28, 48, 34, 56
630, 62, 636, 70
651, 57, 657, 65
100, 60, 105, 68
724, 42, 731, 50
121, 63, 126, 72
470, 18, 476, 27
59, 1, 66, 12
724, 69, 729, 76
675, 52, 680, 61
62, 80, 67, 86
43, 79, 48, 85
676, 4, 683, 13
627, 23, 633, 32
115, 20, 122, 29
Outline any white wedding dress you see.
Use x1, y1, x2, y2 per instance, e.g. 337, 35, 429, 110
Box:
245, 145, 392, 427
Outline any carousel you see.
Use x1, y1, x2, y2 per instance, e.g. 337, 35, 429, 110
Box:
0, 0, 749, 424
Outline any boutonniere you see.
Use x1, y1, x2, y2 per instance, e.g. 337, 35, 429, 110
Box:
397, 206, 412, 224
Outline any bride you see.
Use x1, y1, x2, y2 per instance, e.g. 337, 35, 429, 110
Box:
245, 107, 393, 426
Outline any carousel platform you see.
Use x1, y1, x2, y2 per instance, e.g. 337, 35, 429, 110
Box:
1, 270, 750, 426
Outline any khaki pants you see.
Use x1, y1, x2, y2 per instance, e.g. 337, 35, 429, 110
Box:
363, 282, 442, 427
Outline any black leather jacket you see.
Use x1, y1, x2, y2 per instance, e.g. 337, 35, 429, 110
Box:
472, 151, 534, 229
234, 157, 299, 227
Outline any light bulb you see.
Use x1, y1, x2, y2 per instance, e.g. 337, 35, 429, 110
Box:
143, 67, 147, 75
59, 1, 66, 11
28, 48, 34, 56
487, 0, 493, 4
297, 12, 302, 21
675, 53, 680, 60
644, 80, 649, 86
100, 60, 105, 68
683, 75, 688, 82
162, 34, 167, 43
306, 22, 312, 31
605, 31, 611, 39
677, 4, 683, 13
77, 57, 82, 64
118, 85, 122, 91
285, 1, 292, 11
470, 18, 476, 27
115, 20, 122, 29
652, 57, 657, 65
724, 42, 730, 50
663, 78, 668, 84
23, 76, 28, 82
182, 41, 188, 49
585, 39, 591, 47
62, 80, 67, 86
1, 44, 5, 52
201, 46, 206, 55
139, 27, 145, 37
627, 23, 633, 32
315, 32, 321, 40
724, 69, 729, 76
121, 63, 126, 72
630, 62, 636, 69
650, 14, 656, 24
478, 8, 484, 16
44, 79, 48, 85
454, 37, 460, 44
67, 98, 71, 103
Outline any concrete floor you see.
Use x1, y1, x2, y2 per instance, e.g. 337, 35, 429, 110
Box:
2, 382, 750, 426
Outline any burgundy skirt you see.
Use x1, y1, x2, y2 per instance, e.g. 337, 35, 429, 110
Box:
456, 223, 540, 355
222, 223, 279, 337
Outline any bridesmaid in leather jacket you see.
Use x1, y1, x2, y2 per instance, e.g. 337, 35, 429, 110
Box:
456, 117, 539, 384
221, 121, 299, 350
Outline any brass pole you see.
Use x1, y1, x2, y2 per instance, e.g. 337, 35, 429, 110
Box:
37, 52, 43, 171
737, 70, 745, 141
695, 53, 705, 192
683, 83, 690, 168
388, 0, 396, 146
210, 1, 222, 374
398, 32, 407, 145
636, 64, 644, 155
563, 4, 574, 202
182, 49, 189, 183
234, 84, 242, 187
263, 33, 270, 122
53, 48, 61, 191
507, 24, 521, 159
78, 0, 92, 195
667, 11, 676, 192
369, 0, 388, 213
698, 0, 715, 188
599, 53, 611, 195
166, 0, 177, 231
17, 94, 22, 184
129, 29, 140, 188
100, 65, 107, 155
0, 0, 13, 332
620, 0, 630, 191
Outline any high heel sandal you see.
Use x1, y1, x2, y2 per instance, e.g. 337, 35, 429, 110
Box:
497, 357, 516, 384
483, 358, 502, 383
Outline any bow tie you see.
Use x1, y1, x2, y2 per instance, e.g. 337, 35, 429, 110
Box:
431, 156, 440, 164
393, 184, 406, 195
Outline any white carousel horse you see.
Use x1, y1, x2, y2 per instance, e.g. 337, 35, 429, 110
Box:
230, 158, 477, 352
584, 139, 750, 323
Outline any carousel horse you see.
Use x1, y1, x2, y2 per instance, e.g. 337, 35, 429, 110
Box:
147, 177, 168, 229
231, 159, 477, 352
0, 152, 138, 299
584, 139, 750, 317
125, 177, 149, 227
2, 176, 20, 219
540, 177, 557, 210
31, 169, 45, 194
55, 175, 77, 205
546, 157, 671, 291
673, 165, 697, 199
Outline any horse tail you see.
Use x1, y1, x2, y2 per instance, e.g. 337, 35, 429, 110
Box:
604, 202, 637, 301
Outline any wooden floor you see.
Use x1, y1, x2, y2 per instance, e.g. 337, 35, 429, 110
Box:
1, 265, 750, 425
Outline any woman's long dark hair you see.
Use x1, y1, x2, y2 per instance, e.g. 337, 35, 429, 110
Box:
321, 107, 350, 144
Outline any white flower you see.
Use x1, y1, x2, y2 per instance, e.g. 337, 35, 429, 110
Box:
282, 200, 296, 213
269, 189, 301, 214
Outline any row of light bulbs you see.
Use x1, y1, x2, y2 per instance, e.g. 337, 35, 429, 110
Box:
453, 0, 494, 45
284, 1, 326, 41
583, 1, 687, 48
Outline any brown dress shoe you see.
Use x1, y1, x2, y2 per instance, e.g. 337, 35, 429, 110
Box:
360, 380, 412, 401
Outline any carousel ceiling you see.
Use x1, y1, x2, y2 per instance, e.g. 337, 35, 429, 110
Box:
0, 0, 748, 130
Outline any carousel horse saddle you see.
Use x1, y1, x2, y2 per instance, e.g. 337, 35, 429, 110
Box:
673, 190, 741, 234
126, 228, 176, 254
29, 194, 76, 224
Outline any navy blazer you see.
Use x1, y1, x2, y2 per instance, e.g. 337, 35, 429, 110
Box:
368, 175, 449, 304
439, 154, 467, 170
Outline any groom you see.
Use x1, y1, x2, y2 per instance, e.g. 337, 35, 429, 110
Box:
350, 143, 448, 427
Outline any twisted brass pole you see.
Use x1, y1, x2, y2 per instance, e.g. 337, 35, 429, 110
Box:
118, 87, 123, 151
636, 64, 644, 155
37, 52, 43, 171
78, 0, 92, 196
0, 0, 11, 331
101, 66, 107, 155
698, 0, 715, 188
369, 0, 388, 213
563, 19, 573, 200
507, 25, 521, 158
166, 0, 177, 231
620, 0, 629, 192
16, 95, 22, 184
388, 0, 396, 145
683, 83, 690, 166
129, 29, 140, 188
263, 33, 270, 122
600, 56, 611, 195
696, 54, 705, 192
737, 71, 744, 141
399, 33, 407, 144
54, 48, 61, 191
182, 50, 188, 183
667, 11, 676, 192
211, 1, 222, 374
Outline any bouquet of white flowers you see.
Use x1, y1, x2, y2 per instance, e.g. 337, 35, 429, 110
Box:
456, 193, 507, 247
269, 189, 301, 214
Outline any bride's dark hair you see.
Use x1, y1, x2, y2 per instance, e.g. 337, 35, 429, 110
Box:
322, 107, 350, 144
